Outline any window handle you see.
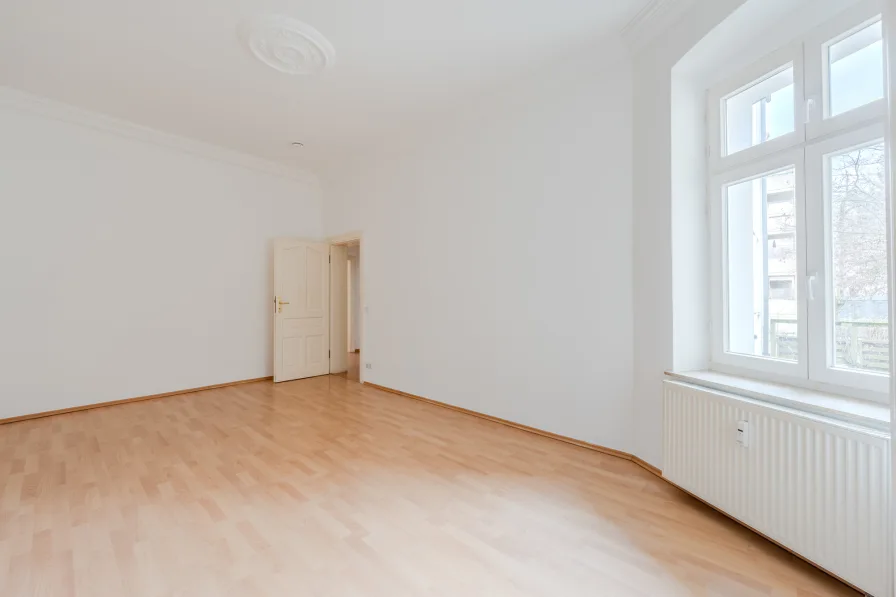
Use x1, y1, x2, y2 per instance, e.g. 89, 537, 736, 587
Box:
806, 272, 818, 301
805, 97, 818, 124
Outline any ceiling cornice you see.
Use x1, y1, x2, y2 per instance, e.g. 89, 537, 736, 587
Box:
621, 0, 698, 50
0, 86, 317, 184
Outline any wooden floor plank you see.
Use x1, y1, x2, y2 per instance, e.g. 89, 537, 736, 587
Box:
0, 375, 858, 596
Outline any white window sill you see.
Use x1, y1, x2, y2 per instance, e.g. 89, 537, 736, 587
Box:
665, 370, 890, 433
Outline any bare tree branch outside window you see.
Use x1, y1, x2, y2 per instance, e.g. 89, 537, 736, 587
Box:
830, 143, 890, 372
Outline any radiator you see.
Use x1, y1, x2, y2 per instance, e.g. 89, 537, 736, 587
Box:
663, 380, 891, 597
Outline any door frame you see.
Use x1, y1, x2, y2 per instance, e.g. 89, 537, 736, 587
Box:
328, 231, 364, 383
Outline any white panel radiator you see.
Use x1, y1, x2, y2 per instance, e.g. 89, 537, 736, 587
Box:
663, 380, 891, 597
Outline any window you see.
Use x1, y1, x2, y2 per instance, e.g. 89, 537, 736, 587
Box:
709, 2, 890, 400
828, 141, 888, 372
827, 20, 884, 118
806, 128, 890, 392
724, 167, 799, 362
805, 0, 887, 139
725, 65, 795, 156
710, 43, 804, 170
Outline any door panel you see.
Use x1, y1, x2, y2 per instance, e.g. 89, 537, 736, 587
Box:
329, 245, 348, 374
306, 246, 325, 313
274, 239, 330, 383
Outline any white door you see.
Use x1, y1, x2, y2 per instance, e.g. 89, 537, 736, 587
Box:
329, 245, 348, 374
273, 239, 330, 382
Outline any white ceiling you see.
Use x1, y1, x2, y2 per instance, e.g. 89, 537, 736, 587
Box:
0, 0, 651, 169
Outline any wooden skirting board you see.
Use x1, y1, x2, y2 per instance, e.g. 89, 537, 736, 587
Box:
363, 381, 860, 594
0, 376, 273, 426
363, 382, 663, 476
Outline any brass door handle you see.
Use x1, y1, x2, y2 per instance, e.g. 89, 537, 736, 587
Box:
275, 296, 290, 313
278, 300, 290, 305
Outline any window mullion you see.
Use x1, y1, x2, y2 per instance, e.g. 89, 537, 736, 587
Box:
804, 146, 826, 384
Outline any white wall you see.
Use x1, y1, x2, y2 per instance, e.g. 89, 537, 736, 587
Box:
0, 100, 323, 419
631, 0, 750, 468
323, 42, 635, 451
669, 73, 710, 373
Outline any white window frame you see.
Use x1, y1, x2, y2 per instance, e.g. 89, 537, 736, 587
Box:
806, 123, 890, 394
710, 150, 808, 379
805, 0, 886, 140
708, 5, 891, 404
708, 41, 805, 174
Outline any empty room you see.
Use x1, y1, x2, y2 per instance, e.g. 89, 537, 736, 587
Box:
1, 0, 894, 595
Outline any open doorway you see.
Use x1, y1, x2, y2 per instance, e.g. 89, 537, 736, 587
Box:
329, 236, 361, 382
345, 242, 361, 381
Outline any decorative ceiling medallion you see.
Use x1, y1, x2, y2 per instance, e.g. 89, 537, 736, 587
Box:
245, 15, 335, 76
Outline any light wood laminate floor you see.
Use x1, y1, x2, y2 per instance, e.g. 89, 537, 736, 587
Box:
346, 352, 360, 382
0, 375, 858, 597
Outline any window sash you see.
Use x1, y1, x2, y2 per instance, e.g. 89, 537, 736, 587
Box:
805, 124, 890, 394
710, 150, 809, 379
804, 0, 885, 140
708, 42, 805, 174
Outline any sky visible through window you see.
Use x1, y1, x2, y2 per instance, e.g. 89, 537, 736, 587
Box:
830, 22, 883, 116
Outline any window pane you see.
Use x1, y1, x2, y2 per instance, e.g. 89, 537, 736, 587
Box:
829, 141, 890, 373
726, 168, 798, 361
725, 66, 794, 156
828, 20, 883, 118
